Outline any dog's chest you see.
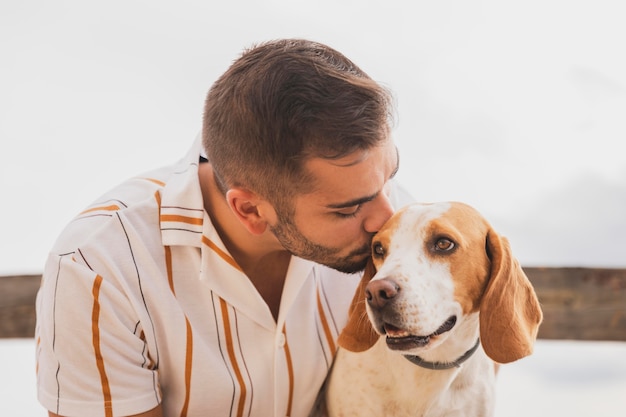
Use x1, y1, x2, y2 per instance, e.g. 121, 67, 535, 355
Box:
326, 342, 494, 417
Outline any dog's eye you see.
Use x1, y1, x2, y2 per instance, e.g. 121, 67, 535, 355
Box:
372, 242, 385, 257
434, 238, 455, 251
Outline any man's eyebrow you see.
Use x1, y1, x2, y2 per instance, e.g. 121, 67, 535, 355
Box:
325, 193, 379, 210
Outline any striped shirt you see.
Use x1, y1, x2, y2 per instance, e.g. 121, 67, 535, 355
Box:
35, 135, 412, 417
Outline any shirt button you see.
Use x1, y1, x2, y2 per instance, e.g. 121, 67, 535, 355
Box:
277, 333, 286, 348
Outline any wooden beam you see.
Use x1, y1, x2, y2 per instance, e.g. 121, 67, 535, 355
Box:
523, 267, 626, 341
0, 274, 40, 338
1, 268, 626, 340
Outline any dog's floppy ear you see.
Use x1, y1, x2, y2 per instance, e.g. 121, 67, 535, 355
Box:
337, 259, 380, 352
480, 229, 543, 363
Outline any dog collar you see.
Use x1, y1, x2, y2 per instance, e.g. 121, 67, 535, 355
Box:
403, 338, 481, 370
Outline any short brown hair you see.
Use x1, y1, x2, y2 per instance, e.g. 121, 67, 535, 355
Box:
202, 38, 394, 207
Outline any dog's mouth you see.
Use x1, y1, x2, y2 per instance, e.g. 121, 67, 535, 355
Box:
384, 316, 457, 350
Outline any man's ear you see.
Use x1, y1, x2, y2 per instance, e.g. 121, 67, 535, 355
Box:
226, 188, 274, 235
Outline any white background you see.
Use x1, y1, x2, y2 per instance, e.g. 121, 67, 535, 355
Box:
1, 0, 625, 415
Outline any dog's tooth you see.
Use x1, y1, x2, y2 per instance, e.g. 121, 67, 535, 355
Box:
384, 324, 410, 337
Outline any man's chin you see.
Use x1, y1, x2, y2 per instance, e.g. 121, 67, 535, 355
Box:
326, 253, 369, 274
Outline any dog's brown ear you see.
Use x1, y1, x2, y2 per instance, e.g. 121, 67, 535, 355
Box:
480, 229, 543, 363
337, 259, 380, 352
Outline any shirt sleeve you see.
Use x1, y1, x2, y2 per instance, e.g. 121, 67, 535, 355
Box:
36, 253, 162, 417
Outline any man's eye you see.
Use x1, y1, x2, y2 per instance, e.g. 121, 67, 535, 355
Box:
334, 205, 362, 218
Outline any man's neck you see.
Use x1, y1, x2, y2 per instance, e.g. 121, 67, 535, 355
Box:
198, 163, 289, 320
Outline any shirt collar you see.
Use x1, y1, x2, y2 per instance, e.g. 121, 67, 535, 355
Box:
160, 133, 207, 248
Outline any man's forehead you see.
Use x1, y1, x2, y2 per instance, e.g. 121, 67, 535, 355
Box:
301, 140, 398, 203
319, 149, 371, 167
305, 139, 397, 172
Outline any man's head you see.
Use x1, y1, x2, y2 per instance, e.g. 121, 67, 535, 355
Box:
203, 38, 393, 205
202, 39, 398, 272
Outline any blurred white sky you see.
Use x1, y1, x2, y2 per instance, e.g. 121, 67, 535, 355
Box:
1, 0, 625, 274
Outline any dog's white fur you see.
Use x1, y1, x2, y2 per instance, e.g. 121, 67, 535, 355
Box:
322, 202, 543, 417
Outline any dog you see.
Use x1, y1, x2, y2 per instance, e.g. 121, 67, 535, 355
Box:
321, 202, 543, 417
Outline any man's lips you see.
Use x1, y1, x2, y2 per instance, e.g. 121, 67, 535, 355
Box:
384, 316, 457, 350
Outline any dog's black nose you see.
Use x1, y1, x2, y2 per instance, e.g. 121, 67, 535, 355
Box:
366, 278, 400, 309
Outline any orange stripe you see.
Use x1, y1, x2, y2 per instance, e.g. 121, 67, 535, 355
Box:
165, 246, 174, 293
282, 326, 295, 417
220, 298, 247, 417
164, 245, 193, 417
181, 318, 193, 417
141, 177, 166, 187
316, 290, 336, 354
202, 236, 242, 271
160, 214, 203, 225
154, 189, 162, 207
92, 275, 113, 417
80, 204, 120, 215
36, 337, 40, 375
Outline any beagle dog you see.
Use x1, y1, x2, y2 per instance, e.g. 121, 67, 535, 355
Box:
323, 202, 543, 417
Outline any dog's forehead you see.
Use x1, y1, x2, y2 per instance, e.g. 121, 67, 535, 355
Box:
400, 203, 453, 233
377, 202, 488, 246
375, 202, 452, 244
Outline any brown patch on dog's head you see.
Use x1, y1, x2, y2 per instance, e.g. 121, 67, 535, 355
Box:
435, 202, 543, 363
424, 203, 492, 316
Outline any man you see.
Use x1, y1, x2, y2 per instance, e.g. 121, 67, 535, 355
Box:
36, 38, 408, 417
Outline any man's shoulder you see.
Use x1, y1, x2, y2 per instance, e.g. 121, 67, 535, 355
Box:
50, 165, 177, 255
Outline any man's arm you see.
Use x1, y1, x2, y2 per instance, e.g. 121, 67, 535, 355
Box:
48, 404, 163, 417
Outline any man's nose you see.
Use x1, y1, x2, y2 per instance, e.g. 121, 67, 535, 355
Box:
363, 192, 394, 233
